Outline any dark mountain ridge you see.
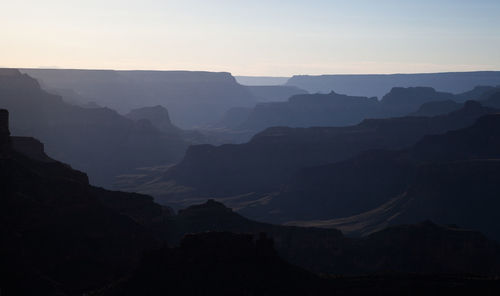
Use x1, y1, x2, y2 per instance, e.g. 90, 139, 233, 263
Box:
101, 231, 330, 296
101, 228, 500, 296
153, 200, 500, 276
285, 110, 500, 241
0, 109, 169, 295
152, 100, 497, 210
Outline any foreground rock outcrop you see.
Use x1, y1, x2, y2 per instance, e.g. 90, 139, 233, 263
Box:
0, 109, 170, 294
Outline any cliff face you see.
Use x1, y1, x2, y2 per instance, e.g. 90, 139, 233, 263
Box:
0, 109, 9, 152
125, 105, 180, 135
286, 111, 500, 240
0, 109, 171, 295
0, 69, 42, 93
22, 69, 257, 128
380, 87, 457, 116
388, 113, 500, 238
0, 69, 189, 187
238, 91, 379, 131
155, 101, 498, 209
11, 137, 54, 162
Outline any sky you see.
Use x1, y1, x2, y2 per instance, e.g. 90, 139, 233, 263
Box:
1, 0, 500, 76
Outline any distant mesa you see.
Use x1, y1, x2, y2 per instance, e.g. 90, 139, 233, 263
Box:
125, 105, 180, 134
245, 85, 308, 102
233, 91, 379, 131
235, 75, 290, 86
22, 69, 258, 128
286, 71, 500, 98
218, 85, 497, 135
379, 86, 457, 116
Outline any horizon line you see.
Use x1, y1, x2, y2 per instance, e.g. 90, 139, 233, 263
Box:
7, 67, 500, 78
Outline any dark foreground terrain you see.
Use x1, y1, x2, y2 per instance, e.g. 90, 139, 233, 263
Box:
2, 108, 500, 295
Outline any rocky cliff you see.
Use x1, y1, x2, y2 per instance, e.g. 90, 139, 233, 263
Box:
22, 69, 257, 128
0, 109, 9, 152
0, 109, 170, 294
153, 100, 498, 209
0, 69, 189, 186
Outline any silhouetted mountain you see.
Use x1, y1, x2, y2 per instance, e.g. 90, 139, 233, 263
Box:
5, 92, 500, 296
101, 229, 500, 296
389, 113, 500, 238
237, 91, 379, 131
22, 69, 257, 128
150, 100, 497, 210
411, 100, 462, 116
214, 90, 380, 143
46, 87, 101, 108
125, 105, 180, 134
220, 86, 494, 134
358, 221, 500, 274
483, 90, 500, 108
379, 86, 457, 116
286, 108, 500, 240
248, 101, 497, 222
247, 149, 415, 223
161, 200, 347, 275
245, 85, 308, 102
146, 200, 500, 276
4, 112, 500, 295
124, 105, 218, 145
101, 232, 329, 296
0, 69, 188, 186
455, 85, 498, 102
286, 71, 500, 98
409, 87, 500, 117
0, 109, 169, 295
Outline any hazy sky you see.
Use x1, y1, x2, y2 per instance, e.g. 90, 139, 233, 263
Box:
2, 0, 500, 76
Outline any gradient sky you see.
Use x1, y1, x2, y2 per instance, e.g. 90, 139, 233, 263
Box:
1, 0, 500, 76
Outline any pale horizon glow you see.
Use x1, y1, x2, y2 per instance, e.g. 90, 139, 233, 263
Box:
1, 0, 500, 76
